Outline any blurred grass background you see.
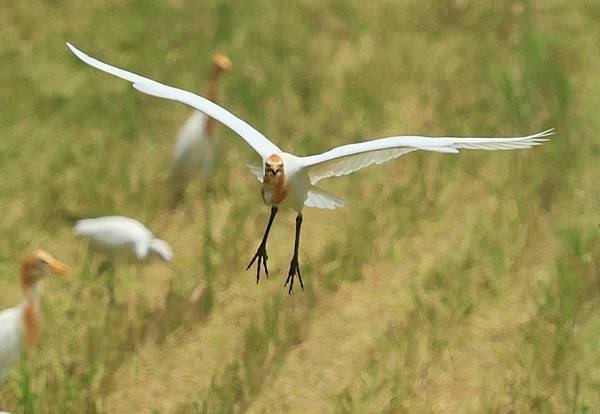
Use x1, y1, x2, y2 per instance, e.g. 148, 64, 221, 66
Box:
0, 0, 599, 412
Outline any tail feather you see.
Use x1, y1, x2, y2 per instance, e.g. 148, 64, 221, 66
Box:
248, 164, 264, 182
304, 186, 347, 210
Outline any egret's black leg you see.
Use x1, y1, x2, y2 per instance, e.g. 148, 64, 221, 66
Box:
98, 260, 116, 305
285, 213, 304, 294
247, 206, 278, 283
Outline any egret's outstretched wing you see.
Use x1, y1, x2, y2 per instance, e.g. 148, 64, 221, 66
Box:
301, 129, 553, 184
66, 43, 281, 159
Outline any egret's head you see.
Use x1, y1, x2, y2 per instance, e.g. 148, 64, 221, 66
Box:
213, 53, 232, 73
149, 239, 174, 263
264, 154, 284, 180
20, 250, 68, 288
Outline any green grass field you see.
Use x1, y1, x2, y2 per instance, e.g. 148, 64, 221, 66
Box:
1, 0, 599, 412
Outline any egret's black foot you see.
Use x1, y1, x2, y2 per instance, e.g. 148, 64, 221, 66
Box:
247, 244, 269, 283
284, 257, 303, 294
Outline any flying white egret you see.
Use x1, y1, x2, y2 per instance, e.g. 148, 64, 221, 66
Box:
0, 250, 68, 385
67, 42, 553, 293
170, 53, 232, 205
73, 216, 173, 302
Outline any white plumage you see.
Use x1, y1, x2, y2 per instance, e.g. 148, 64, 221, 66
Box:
73, 216, 173, 263
172, 111, 213, 179
0, 307, 22, 385
67, 42, 552, 292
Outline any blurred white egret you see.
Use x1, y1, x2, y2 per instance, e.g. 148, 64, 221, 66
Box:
73, 216, 173, 263
0, 250, 68, 385
73, 216, 173, 302
67, 43, 553, 293
170, 53, 232, 205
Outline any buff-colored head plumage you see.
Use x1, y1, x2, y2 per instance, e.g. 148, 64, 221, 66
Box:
20, 250, 68, 290
265, 154, 284, 178
212, 53, 232, 73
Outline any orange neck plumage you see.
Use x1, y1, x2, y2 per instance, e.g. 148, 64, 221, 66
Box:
22, 298, 41, 347
20, 260, 41, 348
204, 68, 222, 139
261, 173, 287, 205
204, 54, 231, 139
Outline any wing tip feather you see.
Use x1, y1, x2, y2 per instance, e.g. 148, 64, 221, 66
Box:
66, 42, 87, 61
532, 128, 555, 139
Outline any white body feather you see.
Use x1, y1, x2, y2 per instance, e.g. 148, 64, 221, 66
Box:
0, 305, 24, 384
67, 43, 552, 213
172, 111, 214, 180
73, 216, 173, 263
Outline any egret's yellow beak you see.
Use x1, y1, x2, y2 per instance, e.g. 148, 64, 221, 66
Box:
49, 259, 69, 277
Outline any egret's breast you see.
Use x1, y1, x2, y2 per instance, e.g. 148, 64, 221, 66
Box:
261, 178, 287, 206
262, 188, 273, 205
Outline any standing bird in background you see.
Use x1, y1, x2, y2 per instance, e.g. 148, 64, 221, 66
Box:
67, 43, 553, 293
170, 53, 232, 206
0, 250, 68, 385
73, 216, 173, 303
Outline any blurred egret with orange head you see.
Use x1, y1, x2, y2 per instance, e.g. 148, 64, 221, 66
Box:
0, 250, 68, 385
170, 52, 232, 205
